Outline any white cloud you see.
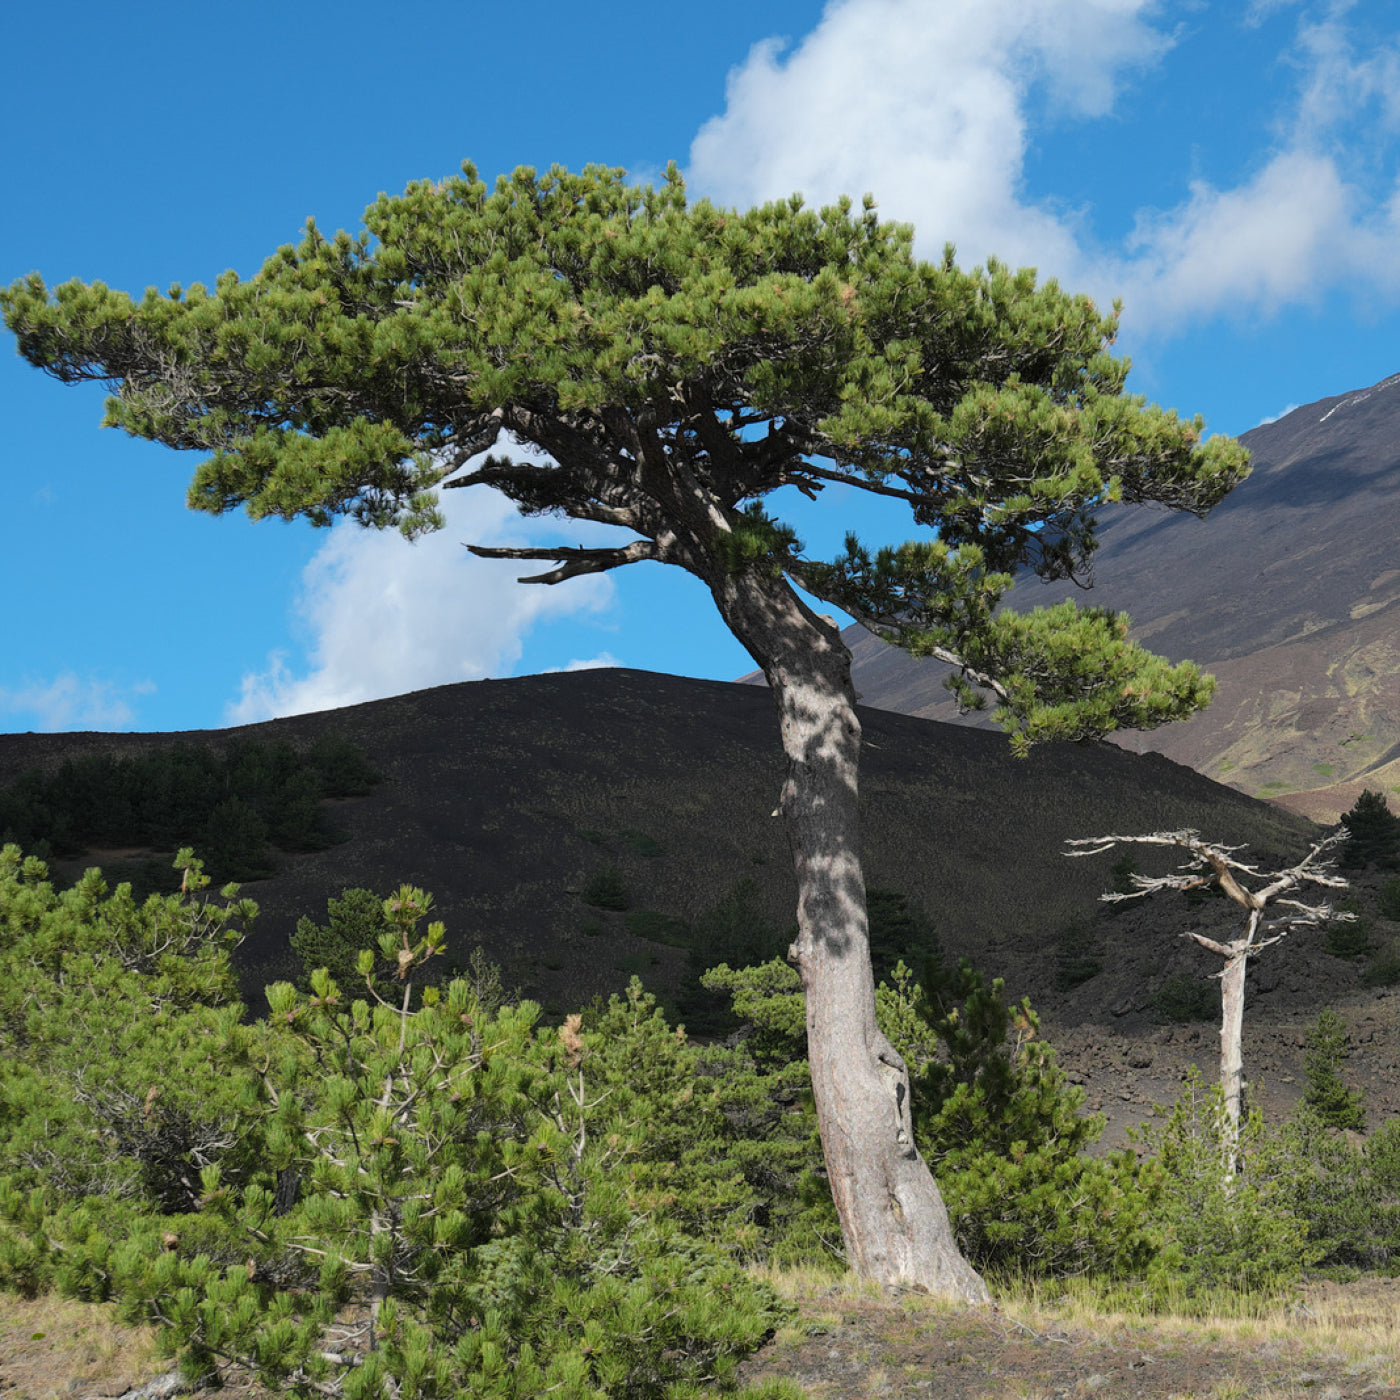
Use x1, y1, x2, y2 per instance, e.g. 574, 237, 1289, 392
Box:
688, 0, 1400, 339
1114, 150, 1360, 330
691, 0, 1168, 279
541, 653, 622, 674
228, 484, 622, 724
1288, 10, 1400, 144
0, 674, 155, 732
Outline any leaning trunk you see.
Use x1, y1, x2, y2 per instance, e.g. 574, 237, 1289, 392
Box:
714, 575, 987, 1300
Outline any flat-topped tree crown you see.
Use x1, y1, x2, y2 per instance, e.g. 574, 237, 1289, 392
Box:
4, 161, 1249, 1297
3, 161, 1245, 741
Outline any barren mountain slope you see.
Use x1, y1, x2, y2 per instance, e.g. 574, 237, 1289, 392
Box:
836, 372, 1400, 817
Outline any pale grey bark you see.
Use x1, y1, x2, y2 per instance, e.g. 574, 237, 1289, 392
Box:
714, 571, 989, 1300
471, 438, 990, 1299
1068, 831, 1347, 1174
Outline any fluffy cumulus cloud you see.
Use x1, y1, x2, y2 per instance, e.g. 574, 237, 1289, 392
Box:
689, 0, 1400, 337
0, 674, 155, 732
691, 0, 1167, 279
228, 483, 619, 724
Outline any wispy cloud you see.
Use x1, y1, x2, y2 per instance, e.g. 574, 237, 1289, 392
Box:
541, 653, 621, 675
228, 479, 621, 724
0, 674, 155, 732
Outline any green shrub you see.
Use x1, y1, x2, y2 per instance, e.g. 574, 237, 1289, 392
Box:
1054, 916, 1103, 990
291, 887, 393, 992
1149, 973, 1217, 1023
673, 878, 786, 1036
898, 959, 1156, 1279
1266, 1110, 1400, 1272
625, 909, 690, 945
865, 887, 940, 981
581, 864, 630, 910
1360, 940, 1400, 985
0, 863, 789, 1396
1341, 789, 1400, 870
1136, 1071, 1317, 1306
1303, 1007, 1367, 1131
1364, 940, 1400, 987
1324, 897, 1374, 959
1109, 854, 1138, 896
619, 827, 664, 856
1380, 878, 1400, 922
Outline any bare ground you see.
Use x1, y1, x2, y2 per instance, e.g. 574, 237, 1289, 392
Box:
8, 1278, 1400, 1400
737, 1275, 1400, 1400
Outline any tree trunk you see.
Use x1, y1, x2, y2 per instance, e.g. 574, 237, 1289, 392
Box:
712, 574, 988, 1300
1218, 909, 1259, 1177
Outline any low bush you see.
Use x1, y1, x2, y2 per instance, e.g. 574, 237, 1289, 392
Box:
899, 959, 1156, 1279
581, 863, 630, 911
1379, 877, 1400, 922
1149, 973, 1217, 1023
1325, 898, 1375, 959
1135, 1071, 1317, 1306
0, 857, 790, 1398
1054, 916, 1103, 991
1364, 940, 1400, 987
1303, 1007, 1367, 1131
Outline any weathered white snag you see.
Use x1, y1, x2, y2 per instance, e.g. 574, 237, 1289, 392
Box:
1067, 830, 1347, 1173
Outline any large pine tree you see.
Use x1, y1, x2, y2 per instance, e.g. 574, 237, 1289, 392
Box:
2, 162, 1249, 1297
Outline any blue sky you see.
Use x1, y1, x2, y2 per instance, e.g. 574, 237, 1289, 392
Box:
3, 0, 1398, 733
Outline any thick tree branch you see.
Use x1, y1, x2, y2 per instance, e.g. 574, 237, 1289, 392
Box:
464, 540, 658, 584
787, 562, 1014, 705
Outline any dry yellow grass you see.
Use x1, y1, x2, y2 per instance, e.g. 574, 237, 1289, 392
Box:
0, 1293, 161, 1400
738, 1266, 1400, 1399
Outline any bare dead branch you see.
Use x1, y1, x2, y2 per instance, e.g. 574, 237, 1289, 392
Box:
1066, 826, 1350, 1173
465, 540, 659, 584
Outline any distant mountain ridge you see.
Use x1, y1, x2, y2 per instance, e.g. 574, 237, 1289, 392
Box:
829, 372, 1400, 820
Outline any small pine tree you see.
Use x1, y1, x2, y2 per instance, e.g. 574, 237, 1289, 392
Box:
581, 864, 630, 911
1379, 877, 1400, 922
1324, 896, 1375, 959
896, 958, 1156, 1277
1137, 1069, 1317, 1304
290, 887, 393, 992
1304, 1007, 1367, 1131
1054, 916, 1103, 991
1340, 790, 1400, 870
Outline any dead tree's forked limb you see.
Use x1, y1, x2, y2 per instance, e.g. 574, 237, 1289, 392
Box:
1065, 830, 1349, 1174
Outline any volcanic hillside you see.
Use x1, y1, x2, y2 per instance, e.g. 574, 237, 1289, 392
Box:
0, 667, 1309, 1011
837, 372, 1400, 820
18, 668, 1400, 1135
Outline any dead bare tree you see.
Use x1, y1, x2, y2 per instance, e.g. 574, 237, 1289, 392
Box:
1066, 830, 1348, 1173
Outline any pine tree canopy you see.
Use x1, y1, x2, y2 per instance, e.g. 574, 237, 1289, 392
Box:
2, 162, 1249, 743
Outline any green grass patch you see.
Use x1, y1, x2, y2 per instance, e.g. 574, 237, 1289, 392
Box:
619, 828, 665, 857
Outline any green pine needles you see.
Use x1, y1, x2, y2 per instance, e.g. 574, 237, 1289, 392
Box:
1303, 1007, 1367, 1132
2, 161, 1248, 750
17, 840, 1400, 1368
